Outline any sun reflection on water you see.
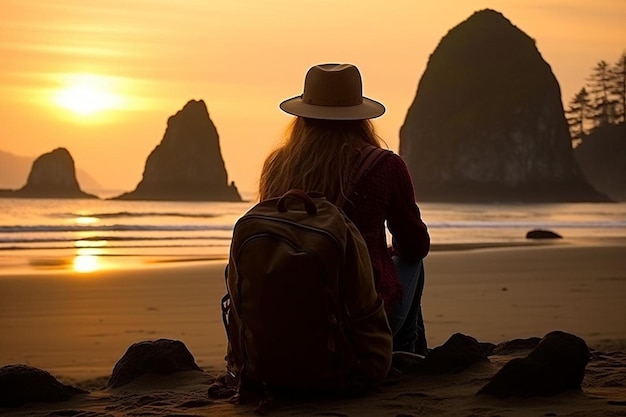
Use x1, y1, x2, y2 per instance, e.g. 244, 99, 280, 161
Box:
73, 248, 102, 273
75, 216, 99, 225
71, 214, 108, 273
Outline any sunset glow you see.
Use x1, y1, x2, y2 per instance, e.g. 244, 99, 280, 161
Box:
53, 73, 125, 117
0, 1, 624, 193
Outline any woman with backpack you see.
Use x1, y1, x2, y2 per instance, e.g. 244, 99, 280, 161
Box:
259, 63, 431, 356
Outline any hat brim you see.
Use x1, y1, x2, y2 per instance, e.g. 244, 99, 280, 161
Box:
279, 96, 385, 120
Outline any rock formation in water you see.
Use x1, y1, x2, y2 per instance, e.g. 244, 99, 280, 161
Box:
0, 149, 101, 192
574, 123, 626, 201
0, 148, 97, 199
114, 100, 241, 201
399, 9, 608, 202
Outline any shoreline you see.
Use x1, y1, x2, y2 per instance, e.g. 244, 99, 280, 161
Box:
4, 235, 623, 277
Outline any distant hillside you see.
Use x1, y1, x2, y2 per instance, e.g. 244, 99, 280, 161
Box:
0, 150, 31, 188
0, 149, 101, 191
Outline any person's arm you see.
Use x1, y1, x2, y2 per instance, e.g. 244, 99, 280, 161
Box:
385, 154, 430, 261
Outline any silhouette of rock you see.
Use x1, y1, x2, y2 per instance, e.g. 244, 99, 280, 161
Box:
0, 149, 101, 192
108, 339, 201, 388
479, 341, 497, 357
399, 9, 608, 202
478, 331, 590, 397
403, 333, 490, 375
0, 364, 86, 407
422, 333, 490, 374
574, 123, 626, 201
114, 100, 241, 201
526, 229, 562, 239
0, 148, 97, 199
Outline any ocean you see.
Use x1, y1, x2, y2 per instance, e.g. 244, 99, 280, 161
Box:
1, 193, 625, 274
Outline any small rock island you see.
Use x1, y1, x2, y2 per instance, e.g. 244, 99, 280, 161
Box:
0, 148, 97, 199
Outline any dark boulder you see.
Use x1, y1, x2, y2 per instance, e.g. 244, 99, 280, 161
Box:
399, 9, 608, 202
0, 148, 97, 199
0, 364, 86, 407
107, 339, 201, 388
479, 341, 497, 357
526, 229, 562, 239
478, 331, 590, 397
409, 333, 490, 375
114, 99, 241, 201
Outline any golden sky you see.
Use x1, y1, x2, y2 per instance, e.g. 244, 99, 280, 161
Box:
1, 0, 624, 194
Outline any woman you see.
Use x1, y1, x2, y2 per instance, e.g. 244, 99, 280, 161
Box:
259, 63, 431, 355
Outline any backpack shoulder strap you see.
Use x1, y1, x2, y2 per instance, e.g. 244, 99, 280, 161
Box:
337, 145, 391, 209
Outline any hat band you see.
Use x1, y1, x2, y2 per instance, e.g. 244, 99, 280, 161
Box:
302, 93, 363, 107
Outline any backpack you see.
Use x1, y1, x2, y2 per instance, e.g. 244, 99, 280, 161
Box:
220, 146, 392, 401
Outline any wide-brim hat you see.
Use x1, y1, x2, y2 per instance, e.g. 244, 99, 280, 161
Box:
279, 63, 385, 120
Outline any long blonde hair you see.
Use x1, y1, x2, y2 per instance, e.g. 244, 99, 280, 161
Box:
259, 117, 382, 202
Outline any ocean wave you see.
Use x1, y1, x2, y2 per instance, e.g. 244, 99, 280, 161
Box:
0, 224, 234, 233
427, 220, 626, 228
0, 235, 232, 244
0, 243, 229, 251
55, 211, 221, 219
1, 220, 624, 235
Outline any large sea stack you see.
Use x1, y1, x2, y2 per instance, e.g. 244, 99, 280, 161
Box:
115, 100, 241, 201
399, 9, 608, 202
0, 148, 96, 199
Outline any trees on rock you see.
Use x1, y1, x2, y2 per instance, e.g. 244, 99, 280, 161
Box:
566, 51, 626, 145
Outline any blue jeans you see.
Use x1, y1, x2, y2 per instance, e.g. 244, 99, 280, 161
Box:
387, 257, 427, 355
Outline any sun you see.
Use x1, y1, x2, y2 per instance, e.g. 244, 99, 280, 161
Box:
53, 73, 125, 117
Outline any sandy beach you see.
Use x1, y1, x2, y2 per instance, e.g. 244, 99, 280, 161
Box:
1, 238, 625, 416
